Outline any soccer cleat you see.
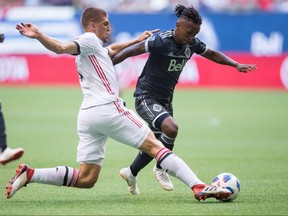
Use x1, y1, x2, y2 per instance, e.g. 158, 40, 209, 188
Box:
119, 167, 140, 195
0, 147, 24, 165
5, 163, 34, 199
153, 165, 174, 191
193, 184, 232, 201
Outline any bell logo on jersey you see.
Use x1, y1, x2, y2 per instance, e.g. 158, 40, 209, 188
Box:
168, 59, 187, 72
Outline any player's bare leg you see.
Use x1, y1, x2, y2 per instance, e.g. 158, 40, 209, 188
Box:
138, 131, 231, 201
5, 163, 101, 199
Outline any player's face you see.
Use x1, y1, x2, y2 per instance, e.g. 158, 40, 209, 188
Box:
174, 19, 200, 46
94, 15, 111, 42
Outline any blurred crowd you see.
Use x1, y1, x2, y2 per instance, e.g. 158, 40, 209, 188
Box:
1, 0, 288, 13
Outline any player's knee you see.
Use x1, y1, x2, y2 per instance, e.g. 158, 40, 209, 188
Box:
82, 176, 98, 188
77, 163, 101, 188
85, 179, 97, 188
77, 171, 99, 188
170, 124, 179, 137
162, 122, 178, 138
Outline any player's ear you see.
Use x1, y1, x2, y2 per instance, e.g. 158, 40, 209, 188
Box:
91, 22, 96, 30
175, 20, 181, 29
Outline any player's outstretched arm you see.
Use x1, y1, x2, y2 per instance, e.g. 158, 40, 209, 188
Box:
16, 22, 78, 55
108, 29, 159, 58
111, 41, 146, 65
202, 48, 257, 73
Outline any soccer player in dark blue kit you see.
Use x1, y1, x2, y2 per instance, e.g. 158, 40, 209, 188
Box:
0, 34, 24, 165
112, 4, 257, 195
0, 101, 24, 165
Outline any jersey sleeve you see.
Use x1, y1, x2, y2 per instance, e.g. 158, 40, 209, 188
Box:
194, 38, 208, 55
73, 33, 102, 55
145, 33, 170, 55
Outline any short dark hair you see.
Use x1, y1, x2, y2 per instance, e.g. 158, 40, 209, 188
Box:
174, 4, 202, 25
81, 7, 107, 28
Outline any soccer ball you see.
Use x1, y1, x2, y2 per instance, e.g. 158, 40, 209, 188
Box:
212, 173, 241, 202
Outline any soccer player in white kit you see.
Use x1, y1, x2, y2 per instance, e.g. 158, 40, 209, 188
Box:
5, 7, 231, 202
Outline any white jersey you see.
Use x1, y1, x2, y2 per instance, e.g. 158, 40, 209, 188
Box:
74, 32, 119, 109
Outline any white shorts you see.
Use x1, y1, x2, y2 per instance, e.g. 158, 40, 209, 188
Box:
76, 100, 150, 166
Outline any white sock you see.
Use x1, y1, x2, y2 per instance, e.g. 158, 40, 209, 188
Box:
156, 148, 204, 188
30, 166, 78, 187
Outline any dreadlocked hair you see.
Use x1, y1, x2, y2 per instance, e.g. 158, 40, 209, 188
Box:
174, 4, 202, 25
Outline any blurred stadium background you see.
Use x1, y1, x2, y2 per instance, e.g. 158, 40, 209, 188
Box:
0, 0, 288, 89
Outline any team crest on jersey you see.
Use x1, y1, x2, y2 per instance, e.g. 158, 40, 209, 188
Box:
153, 104, 162, 112
184, 46, 191, 58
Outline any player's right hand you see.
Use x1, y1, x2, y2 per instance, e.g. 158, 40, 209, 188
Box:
16, 22, 39, 39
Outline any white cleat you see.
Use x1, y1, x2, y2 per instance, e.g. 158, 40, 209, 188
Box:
0, 147, 24, 165
5, 163, 34, 199
119, 167, 140, 195
193, 184, 232, 201
153, 165, 174, 191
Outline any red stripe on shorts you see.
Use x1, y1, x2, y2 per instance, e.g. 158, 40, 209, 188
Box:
113, 101, 143, 128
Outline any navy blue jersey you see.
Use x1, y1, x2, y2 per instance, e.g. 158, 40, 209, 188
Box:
134, 30, 207, 99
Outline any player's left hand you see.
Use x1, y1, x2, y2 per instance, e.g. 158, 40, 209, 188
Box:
235, 63, 257, 73
136, 29, 160, 42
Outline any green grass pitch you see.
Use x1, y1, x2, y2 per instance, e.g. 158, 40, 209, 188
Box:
0, 86, 287, 215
